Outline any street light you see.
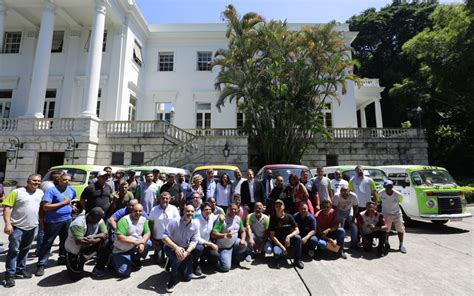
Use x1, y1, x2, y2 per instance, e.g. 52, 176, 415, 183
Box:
64, 135, 79, 164
222, 142, 230, 158
416, 106, 422, 128
6, 136, 23, 169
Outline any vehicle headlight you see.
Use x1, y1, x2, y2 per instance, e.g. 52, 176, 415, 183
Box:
426, 199, 436, 208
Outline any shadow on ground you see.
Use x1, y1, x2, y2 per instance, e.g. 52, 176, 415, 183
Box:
405, 219, 470, 235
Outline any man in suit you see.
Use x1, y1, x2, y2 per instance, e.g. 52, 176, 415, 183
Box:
240, 169, 264, 212
201, 169, 216, 201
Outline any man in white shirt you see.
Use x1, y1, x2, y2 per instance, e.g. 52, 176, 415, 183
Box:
349, 166, 379, 212
379, 180, 406, 254
312, 167, 333, 212
148, 192, 180, 265
330, 170, 349, 196
192, 202, 220, 275
231, 169, 246, 195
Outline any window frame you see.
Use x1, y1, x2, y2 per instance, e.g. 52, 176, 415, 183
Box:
51, 31, 64, 53
133, 40, 144, 67
158, 52, 174, 72
0, 90, 13, 118
3, 32, 22, 54
84, 30, 108, 52
197, 51, 212, 71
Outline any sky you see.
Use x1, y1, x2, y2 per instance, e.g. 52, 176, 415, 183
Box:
134, 0, 463, 24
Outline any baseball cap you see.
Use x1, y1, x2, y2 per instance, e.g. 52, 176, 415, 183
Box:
384, 180, 394, 187
340, 183, 349, 190
97, 171, 108, 177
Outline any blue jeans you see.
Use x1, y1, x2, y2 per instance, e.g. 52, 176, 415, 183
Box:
5, 226, 37, 277
218, 237, 252, 272
37, 219, 71, 266
272, 235, 302, 260
337, 210, 358, 247
317, 228, 345, 254
252, 234, 273, 254
112, 240, 152, 277
35, 228, 44, 253
192, 243, 219, 268
302, 235, 321, 250
153, 239, 165, 264
164, 245, 193, 282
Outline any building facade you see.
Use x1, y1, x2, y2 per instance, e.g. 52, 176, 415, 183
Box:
0, 0, 419, 185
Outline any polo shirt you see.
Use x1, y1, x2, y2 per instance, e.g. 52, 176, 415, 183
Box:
293, 212, 317, 237
111, 207, 148, 222
81, 182, 113, 214
43, 186, 75, 223
330, 179, 349, 196
2, 187, 43, 230
213, 215, 244, 249
163, 218, 200, 249
246, 212, 270, 238
359, 210, 386, 235
136, 182, 160, 214
332, 192, 358, 212
315, 208, 338, 232
65, 215, 107, 255
113, 214, 150, 253
312, 177, 332, 202
196, 214, 218, 243
148, 204, 180, 240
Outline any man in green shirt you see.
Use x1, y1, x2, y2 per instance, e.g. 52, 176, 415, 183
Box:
64, 207, 108, 280
111, 203, 152, 277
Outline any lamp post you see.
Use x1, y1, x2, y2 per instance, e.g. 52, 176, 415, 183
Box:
416, 106, 422, 128
222, 142, 230, 158
64, 135, 79, 164
6, 136, 23, 169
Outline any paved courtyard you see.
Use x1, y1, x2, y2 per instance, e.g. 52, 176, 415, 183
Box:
0, 207, 473, 295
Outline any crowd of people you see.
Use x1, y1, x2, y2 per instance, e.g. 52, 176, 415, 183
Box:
1, 165, 406, 292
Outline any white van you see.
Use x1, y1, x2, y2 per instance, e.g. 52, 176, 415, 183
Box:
378, 165, 472, 225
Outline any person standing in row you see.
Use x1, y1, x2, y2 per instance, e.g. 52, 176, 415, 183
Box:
312, 167, 333, 212
160, 173, 183, 210
201, 169, 216, 201
213, 173, 232, 213
81, 171, 113, 215
349, 166, 378, 212
36, 173, 75, 277
135, 172, 160, 215
240, 169, 264, 211
2, 174, 43, 288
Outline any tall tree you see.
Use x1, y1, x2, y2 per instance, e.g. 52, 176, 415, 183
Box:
213, 5, 356, 165
394, 2, 474, 174
348, 2, 438, 127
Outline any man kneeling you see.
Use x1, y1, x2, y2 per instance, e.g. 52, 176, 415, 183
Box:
64, 207, 108, 280
111, 203, 152, 277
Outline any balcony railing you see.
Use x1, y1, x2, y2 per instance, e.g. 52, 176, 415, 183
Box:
0, 118, 18, 131
33, 118, 75, 131
359, 78, 380, 87
186, 129, 247, 137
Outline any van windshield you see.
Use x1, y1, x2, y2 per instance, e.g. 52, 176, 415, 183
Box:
410, 170, 457, 186
343, 169, 387, 182
43, 168, 88, 184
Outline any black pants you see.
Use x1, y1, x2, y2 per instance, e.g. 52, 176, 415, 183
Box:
66, 239, 109, 280
362, 231, 386, 253
192, 244, 219, 269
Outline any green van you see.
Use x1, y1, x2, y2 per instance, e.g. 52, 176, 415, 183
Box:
43, 165, 123, 198
378, 165, 472, 225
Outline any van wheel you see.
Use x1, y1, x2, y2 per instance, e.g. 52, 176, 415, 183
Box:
400, 207, 412, 227
432, 220, 448, 225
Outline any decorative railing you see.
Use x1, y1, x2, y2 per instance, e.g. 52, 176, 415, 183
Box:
186, 128, 247, 137
0, 118, 18, 131
101, 120, 166, 135
142, 138, 202, 167
326, 128, 421, 139
359, 78, 380, 87
33, 118, 75, 131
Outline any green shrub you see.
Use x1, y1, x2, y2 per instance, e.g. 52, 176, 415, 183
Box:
460, 186, 474, 204
2, 179, 18, 187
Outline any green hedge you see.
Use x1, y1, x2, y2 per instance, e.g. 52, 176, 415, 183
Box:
460, 186, 474, 204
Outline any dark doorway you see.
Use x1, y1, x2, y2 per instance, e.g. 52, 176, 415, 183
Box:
37, 152, 64, 177
0, 152, 6, 181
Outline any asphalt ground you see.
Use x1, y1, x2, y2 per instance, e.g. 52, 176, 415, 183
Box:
0, 206, 473, 295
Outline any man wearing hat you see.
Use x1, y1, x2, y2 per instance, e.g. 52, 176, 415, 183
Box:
80, 171, 113, 215
332, 183, 359, 249
268, 199, 304, 269
64, 207, 109, 279
379, 180, 406, 254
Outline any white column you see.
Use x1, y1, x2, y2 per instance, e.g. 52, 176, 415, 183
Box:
24, 1, 56, 118
59, 30, 81, 117
360, 106, 367, 128
0, 2, 6, 52
374, 98, 383, 128
81, 0, 107, 118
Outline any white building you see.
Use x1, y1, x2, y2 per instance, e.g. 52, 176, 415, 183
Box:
0, 0, 395, 183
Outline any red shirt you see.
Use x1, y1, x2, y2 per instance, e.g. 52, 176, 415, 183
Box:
316, 208, 338, 232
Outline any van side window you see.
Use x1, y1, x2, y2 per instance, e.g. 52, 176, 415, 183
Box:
388, 173, 409, 186
411, 172, 423, 186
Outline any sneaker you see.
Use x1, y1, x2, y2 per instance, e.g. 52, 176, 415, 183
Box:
57, 256, 67, 266
193, 265, 203, 276
166, 279, 177, 293
293, 259, 304, 269
15, 269, 32, 279
4, 277, 15, 288
35, 266, 45, 277
92, 266, 106, 278
164, 257, 171, 272
339, 253, 348, 260
244, 254, 252, 262
399, 244, 407, 254
308, 249, 315, 258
